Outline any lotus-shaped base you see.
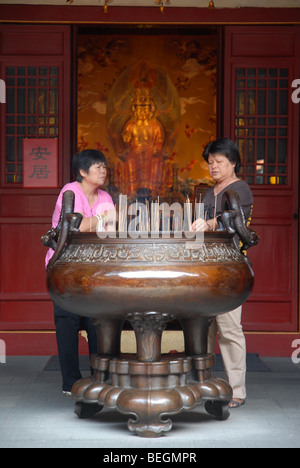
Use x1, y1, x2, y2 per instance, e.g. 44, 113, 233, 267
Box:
72, 353, 232, 438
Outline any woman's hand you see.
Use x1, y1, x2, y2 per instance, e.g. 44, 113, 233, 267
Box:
192, 218, 217, 232
191, 218, 210, 232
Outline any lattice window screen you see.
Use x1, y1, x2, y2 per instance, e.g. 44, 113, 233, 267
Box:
5, 66, 59, 184
235, 67, 289, 186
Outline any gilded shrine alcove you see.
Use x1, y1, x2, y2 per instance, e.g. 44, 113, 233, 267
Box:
77, 27, 217, 204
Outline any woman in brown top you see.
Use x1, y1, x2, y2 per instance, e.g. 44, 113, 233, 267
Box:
192, 137, 254, 409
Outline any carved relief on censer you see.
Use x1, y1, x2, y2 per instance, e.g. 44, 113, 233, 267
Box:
42, 190, 259, 437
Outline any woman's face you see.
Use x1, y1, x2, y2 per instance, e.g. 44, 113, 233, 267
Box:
207, 153, 236, 183
80, 162, 107, 187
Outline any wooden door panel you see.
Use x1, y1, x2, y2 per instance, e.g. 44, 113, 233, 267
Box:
0, 224, 49, 293
248, 224, 292, 297
0, 301, 53, 330
0, 223, 54, 330
224, 26, 300, 334
0, 25, 71, 337
0, 193, 58, 218
1, 29, 65, 56
243, 302, 294, 332
251, 192, 294, 220
243, 222, 297, 332
229, 30, 297, 58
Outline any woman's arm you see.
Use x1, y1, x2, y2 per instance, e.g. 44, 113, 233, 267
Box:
78, 214, 98, 232
79, 211, 115, 233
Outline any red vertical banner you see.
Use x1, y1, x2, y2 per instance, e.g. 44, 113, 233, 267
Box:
23, 138, 58, 188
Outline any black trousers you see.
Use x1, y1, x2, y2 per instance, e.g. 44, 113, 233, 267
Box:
53, 302, 98, 392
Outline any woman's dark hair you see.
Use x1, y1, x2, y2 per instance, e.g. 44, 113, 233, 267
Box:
202, 138, 241, 174
73, 149, 107, 182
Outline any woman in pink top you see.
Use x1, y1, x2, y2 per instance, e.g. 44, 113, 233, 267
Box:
47, 149, 115, 395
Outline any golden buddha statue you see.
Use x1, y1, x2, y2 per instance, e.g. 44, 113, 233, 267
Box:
120, 88, 165, 195
106, 60, 181, 198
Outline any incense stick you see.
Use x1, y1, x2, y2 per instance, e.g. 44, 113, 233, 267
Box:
213, 195, 217, 231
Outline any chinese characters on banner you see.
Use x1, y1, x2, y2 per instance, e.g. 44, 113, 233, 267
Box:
23, 139, 58, 188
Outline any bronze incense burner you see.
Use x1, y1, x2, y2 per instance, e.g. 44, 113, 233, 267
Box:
42, 190, 259, 438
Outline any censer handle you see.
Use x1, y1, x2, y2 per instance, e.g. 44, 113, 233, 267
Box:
221, 190, 260, 254
41, 190, 82, 270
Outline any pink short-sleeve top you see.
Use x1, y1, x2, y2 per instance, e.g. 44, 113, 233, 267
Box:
45, 181, 114, 267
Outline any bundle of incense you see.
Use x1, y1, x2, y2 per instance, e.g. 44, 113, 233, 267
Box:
188, 196, 192, 231
146, 199, 150, 233
118, 194, 127, 233
151, 199, 160, 233
139, 201, 148, 232
183, 196, 192, 232
136, 199, 138, 231
194, 194, 202, 224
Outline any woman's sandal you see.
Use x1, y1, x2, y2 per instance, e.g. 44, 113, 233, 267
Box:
229, 399, 246, 408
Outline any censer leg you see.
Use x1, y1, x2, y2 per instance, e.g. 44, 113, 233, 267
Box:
72, 319, 123, 417
180, 317, 212, 355
204, 400, 230, 421
95, 318, 124, 356
74, 401, 103, 419
126, 311, 173, 362
181, 317, 232, 420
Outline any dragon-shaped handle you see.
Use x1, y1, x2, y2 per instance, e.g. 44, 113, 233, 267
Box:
41, 190, 83, 270
220, 190, 260, 254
